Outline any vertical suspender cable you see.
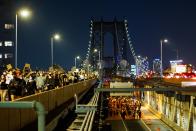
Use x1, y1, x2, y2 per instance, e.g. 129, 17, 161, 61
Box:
114, 22, 121, 65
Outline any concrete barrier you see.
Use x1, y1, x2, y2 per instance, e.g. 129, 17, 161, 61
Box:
0, 108, 9, 131
0, 79, 96, 131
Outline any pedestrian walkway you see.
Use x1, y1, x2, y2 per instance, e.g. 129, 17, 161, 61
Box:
141, 106, 174, 131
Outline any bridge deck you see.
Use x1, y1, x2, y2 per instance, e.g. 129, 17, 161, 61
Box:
104, 105, 174, 131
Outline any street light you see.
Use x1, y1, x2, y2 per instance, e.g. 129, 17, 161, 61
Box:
75, 56, 80, 68
93, 48, 101, 69
160, 38, 168, 77
94, 48, 98, 53
87, 64, 91, 78
51, 33, 60, 67
15, 8, 31, 68
19, 9, 31, 17
94, 48, 101, 79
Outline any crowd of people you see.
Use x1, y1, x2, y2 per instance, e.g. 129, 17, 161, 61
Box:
0, 67, 96, 101
108, 96, 142, 119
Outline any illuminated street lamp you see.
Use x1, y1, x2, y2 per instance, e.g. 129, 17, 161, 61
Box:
94, 48, 98, 53
75, 56, 80, 68
15, 8, 31, 68
94, 48, 102, 79
87, 64, 91, 78
51, 33, 60, 67
19, 9, 31, 17
93, 48, 101, 69
160, 38, 168, 77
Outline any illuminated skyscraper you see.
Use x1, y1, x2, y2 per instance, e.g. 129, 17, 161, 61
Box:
136, 56, 149, 76
153, 59, 161, 75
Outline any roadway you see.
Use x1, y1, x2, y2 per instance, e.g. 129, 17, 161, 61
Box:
106, 119, 149, 131
141, 106, 174, 131
105, 105, 174, 131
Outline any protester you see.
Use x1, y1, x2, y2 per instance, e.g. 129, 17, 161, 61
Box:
0, 74, 7, 101
108, 96, 142, 119
35, 73, 46, 93
0, 65, 96, 101
45, 73, 55, 90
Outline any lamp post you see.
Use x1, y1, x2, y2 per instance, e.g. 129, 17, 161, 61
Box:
75, 56, 80, 68
51, 34, 60, 67
87, 64, 91, 78
94, 48, 101, 79
160, 39, 168, 77
15, 8, 31, 68
94, 49, 101, 69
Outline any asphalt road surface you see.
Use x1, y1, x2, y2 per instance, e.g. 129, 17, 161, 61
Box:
106, 119, 149, 131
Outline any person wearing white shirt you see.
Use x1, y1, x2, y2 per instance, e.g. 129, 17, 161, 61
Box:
5, 71, 14, 85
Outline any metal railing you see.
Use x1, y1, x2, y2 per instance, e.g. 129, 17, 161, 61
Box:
0, 101, 45, 131
67, 82, 101, 131
79, 82, 101, 131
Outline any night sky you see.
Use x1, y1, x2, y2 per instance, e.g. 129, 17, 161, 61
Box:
15, 0, 196, 70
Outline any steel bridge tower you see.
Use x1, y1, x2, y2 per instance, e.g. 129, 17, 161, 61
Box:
84, 18, 149, 78
84, 19, 135, 77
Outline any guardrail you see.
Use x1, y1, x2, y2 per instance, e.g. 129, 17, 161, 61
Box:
68, 82, 101, 131
80, 86, 100, 131
0, 101, 45, 131
0, 79, 96, 131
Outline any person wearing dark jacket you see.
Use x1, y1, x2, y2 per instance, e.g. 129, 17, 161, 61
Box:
54, 73, 60, 88
45, 73, 55, 90
0, 74, 8, 101
26, 75, 37, 95
9, 75, 26, 100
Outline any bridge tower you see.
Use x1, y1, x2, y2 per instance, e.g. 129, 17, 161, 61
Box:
85, 18, 136, 78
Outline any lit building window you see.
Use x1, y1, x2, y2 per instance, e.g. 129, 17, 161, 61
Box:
4, 53, 13, 59
4, 24, 14, 29
0, 54, 2, 59
0, 42, 2, 46
4, 41, 13, 46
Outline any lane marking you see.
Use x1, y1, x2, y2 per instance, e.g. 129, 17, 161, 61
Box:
141, 119, 152, 131
119, 113, 128, 131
